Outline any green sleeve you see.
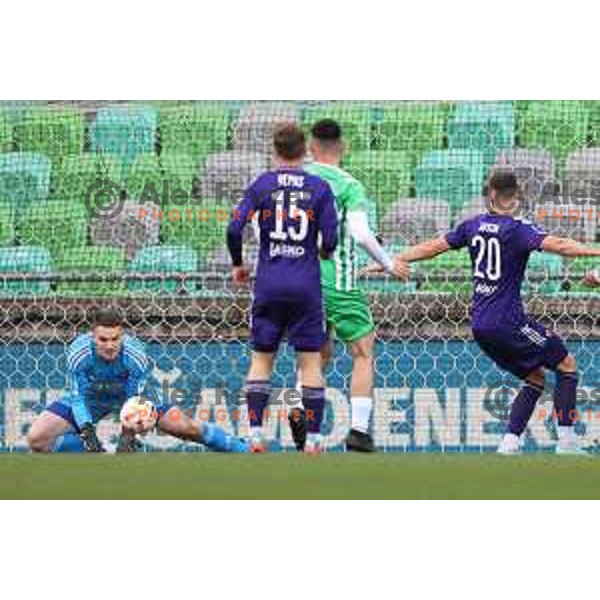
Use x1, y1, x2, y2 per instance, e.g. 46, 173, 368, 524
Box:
344, 179, 369, 213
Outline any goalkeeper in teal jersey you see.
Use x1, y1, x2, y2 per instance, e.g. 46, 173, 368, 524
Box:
302, 120, 408, 452
27, 308, 248, 453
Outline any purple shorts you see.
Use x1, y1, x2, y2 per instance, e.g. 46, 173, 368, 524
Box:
251, 297, 326, 353
473, 319, 569, 380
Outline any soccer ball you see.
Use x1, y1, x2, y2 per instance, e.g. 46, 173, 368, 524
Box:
119, 396, 157, 434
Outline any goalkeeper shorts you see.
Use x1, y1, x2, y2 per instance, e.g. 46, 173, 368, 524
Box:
323, 286, 375, 344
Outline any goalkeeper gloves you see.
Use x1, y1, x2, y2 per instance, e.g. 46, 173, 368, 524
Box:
79, 423, 105, 453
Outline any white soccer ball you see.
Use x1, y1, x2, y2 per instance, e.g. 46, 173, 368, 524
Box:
119, 396, 157, 434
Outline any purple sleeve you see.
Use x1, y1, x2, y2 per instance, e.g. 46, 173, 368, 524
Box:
227, 187, 257, 267
445, 220, 470, 249
517, 221, 547, 252
317, 183, 338, 255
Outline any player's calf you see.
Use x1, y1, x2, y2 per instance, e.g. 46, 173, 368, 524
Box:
553, 354, 580, 453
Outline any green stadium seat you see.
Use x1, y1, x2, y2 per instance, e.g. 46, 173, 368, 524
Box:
302, 102, 373, 151
375, 101, 447, 159
0, 246, 52, 296
13, 108, 85, 164
55, 246, 126, 296
51, 153, 121, 203
125, 153, 163, 201
416, 150, 485, 214
160, 199, 229, 257
159, 103, 229, 165
129, 245, 198, 294
519, 101, 589, 171
343, 150, 413, 209
455, 196, 487, 225
90, 105, 157, 174
448, 101, 515, 168
0, 152, 52, 215
0, 111, 12, 152
523, 252, 563, 295
584, 101, 600, 146
0, 203, 15, 246
18, 201, 88, 258
160, 152, 198, 199
417, 250, 472, 293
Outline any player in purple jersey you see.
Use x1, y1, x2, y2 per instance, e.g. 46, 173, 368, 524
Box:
387, 171, 600, 454
227, 124, 338, 453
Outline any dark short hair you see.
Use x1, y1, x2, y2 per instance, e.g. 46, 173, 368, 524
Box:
489, 170, 519, 196
273, 123, 306, 161
311, 119, 342, 143
93, 308, 124, 329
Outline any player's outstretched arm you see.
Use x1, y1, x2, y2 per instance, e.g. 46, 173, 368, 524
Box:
541, 236, 600, 258
398, 236, 452, 263
347, 210, 403, 277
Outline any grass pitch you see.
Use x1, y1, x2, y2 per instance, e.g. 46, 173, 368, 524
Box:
1, 453, 600, 499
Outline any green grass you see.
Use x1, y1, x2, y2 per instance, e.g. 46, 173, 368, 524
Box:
2, 454, 600, 499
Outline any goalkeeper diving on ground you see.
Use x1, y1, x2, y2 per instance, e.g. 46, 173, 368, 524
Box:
27, 308, 249, 453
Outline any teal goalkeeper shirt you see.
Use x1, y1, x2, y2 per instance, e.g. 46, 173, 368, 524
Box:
65, 333, 150, 427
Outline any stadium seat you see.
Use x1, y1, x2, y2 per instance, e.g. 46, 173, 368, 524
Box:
417, 250, 472, 294
302, 102, 373, 151
379, 198, 451, 244
51, 153, 121, 203
523, 252, 563, 295
416, 150, 485, 214
160, 152, 199, 198
233, 102, 299, 154
201, 151, 268, 201
129, 245, 198, 294
533, 194, 596, 243
18, 201, 88, 258
90, 200, 160, 260
0, 152, 52, 215
374, 101, 447, 159
55, 246, 127, 296
0, 246, 52, 296
0, 203, 15, 246
492, 148, 555, 205
343, 151, 413, 209
159, 103, 229, 164
160, 199, 229, 258
13, 108, 85, 164
584, 100, 600, 146
519, 101, 589, 170
454, 196, 488, 225
448, 101, 515, 168
125, 153, 163, 201
90, 105, 157, 174
0, 111, 12, 152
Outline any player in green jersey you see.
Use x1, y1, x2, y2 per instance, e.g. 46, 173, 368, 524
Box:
302, 119, 408, 452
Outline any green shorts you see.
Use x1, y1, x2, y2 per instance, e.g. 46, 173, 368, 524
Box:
323, 286, 375, 343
